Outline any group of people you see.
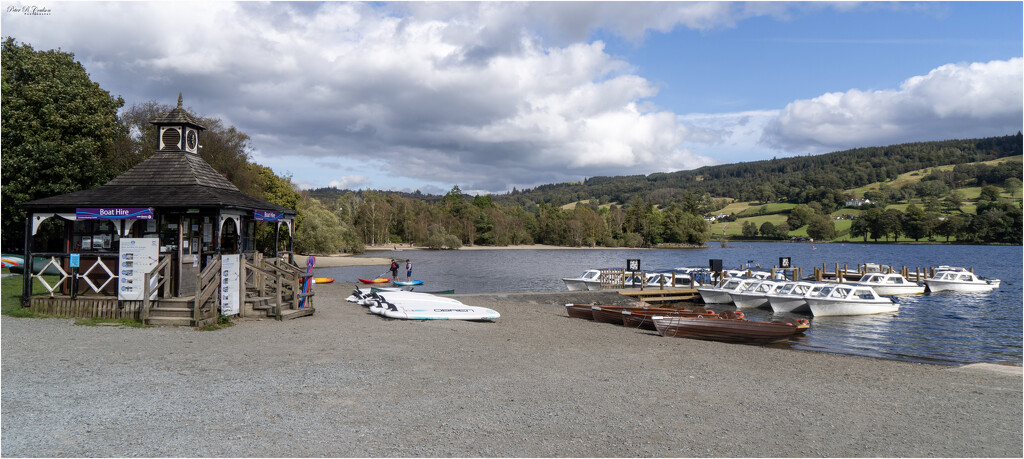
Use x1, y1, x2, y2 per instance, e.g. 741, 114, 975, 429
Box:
390, 258, 412, 281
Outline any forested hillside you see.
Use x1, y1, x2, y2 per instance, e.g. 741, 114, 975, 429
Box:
308, 134, 1022, 247
496, 134, 1023, 207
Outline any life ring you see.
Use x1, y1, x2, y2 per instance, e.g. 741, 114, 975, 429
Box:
796, 318, 809, 326
733, 311, 744, 319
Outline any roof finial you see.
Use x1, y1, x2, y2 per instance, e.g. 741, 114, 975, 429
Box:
177, 92, 183, 108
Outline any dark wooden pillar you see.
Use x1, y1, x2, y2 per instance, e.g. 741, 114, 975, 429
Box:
21, 216, 32, 307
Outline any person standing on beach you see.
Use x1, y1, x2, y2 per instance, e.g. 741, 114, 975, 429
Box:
390, 259, 399, 280
405, 259, 412, 281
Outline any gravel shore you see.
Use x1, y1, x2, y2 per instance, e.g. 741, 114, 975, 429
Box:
2, 281, 1021, 457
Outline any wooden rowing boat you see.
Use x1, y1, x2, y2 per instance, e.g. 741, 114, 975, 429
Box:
565, 304, 595, 320
621, 307, 717, 330
652, 311, 809, 344
566, 303, 716, 329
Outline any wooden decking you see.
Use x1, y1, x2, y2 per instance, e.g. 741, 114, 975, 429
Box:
617, 288, 700, 304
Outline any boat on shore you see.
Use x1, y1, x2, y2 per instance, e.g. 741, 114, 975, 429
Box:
565, 303, 717, 327
924, 268, 1000, 293
565, 304, 596, 320
620, 307, 717, 330
358, 277, 391, 284
804, 284, 898, 316
652, 311, 809, 344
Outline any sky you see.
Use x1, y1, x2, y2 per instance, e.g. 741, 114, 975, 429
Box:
2, 1, 1021, 195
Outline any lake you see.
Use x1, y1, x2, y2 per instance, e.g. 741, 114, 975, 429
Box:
318, 242, 1022, 366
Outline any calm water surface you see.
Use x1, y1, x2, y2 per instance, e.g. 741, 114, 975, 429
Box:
319, 242, 1022, 366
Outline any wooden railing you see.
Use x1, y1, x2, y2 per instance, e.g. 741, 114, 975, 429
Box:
194, 256, 222, 323
141, 255, 172, 322
242, 254, 311, 320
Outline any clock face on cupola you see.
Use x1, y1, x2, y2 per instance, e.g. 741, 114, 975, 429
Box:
151, 92, 206, 154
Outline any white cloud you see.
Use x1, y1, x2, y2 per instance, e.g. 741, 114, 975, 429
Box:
5, 2, 1015, 193
761, 58, 1024, 153
328, 175, 369, 190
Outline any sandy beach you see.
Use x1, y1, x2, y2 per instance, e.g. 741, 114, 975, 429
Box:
2, 279, 1020, 457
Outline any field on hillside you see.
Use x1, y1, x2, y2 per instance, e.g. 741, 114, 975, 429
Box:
559, 155, 1020, 243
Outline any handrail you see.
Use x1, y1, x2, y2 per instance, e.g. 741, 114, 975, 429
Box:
194, 256, 222, 323
241, 255, 308, 319
141, 255, 172, 322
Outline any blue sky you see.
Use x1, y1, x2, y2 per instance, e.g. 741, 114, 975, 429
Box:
2, 1, 1021, 195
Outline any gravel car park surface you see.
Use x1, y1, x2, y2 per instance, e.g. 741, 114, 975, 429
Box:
2, 282, 1021, 457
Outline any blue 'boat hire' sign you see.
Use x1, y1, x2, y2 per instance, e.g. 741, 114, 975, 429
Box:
76, 208, 154, 220
254, 210, 284, 222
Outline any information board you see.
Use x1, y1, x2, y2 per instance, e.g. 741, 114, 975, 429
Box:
220, 254, 240, 316
117, 238, 159, 301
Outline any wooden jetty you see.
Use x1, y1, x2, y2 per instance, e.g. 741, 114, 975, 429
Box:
810, 263, 973, 283
618, 288, 700, 305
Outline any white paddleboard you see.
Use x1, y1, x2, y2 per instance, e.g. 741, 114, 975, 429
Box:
370, 293, 500, 321
374, 303, 500, 321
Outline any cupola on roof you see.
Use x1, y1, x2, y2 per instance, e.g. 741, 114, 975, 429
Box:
149, 92, 205, 130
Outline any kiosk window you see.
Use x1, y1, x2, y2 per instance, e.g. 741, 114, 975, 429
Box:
71, 221, 120, 252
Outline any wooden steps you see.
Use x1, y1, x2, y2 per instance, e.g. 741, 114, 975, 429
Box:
148, 297, 196, 326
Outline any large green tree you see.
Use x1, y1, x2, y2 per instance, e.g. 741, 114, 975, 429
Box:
806, 214, 837, 241
1, 38, 125, 250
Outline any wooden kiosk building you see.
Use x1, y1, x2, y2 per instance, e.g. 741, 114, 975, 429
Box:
20, 95, 313, 326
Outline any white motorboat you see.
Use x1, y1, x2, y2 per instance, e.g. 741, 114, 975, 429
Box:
854, 272, 926, 295
765, 281, 819, 313
924, 270, 1001, 293
696, 277, 757, 304
641, 270, 701, 288
562, 269, 603, 291
728, 279, 784, 309
675, 267, 716, 286
805, 284, 899, 316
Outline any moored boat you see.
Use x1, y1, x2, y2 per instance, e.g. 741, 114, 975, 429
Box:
924, 269, 1000, 293
765, 281, 819, 313
804, 284, 898, 316
696, 277, 756, 304
854, 272, 926, 295
728, 279, 784, 309
652, 311, 808, 344
562, 269, 603, 291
